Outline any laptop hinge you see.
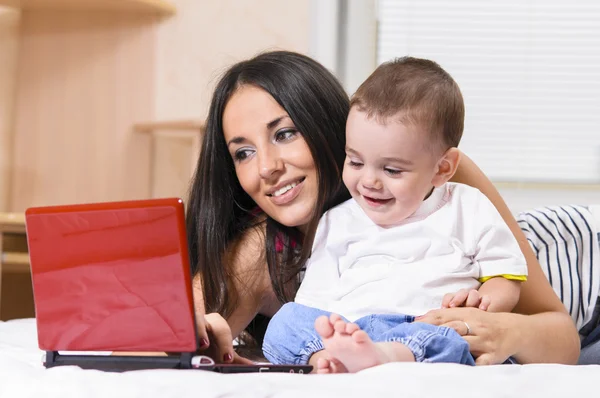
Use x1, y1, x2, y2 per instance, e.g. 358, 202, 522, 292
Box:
179, 352, 193, 369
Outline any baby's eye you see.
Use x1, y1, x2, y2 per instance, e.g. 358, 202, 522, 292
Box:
348, 160, 363, 168
275, 129, 298, 142
384, 168, 403, 176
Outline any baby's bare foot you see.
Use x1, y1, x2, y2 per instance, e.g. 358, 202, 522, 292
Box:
316, 357, 348, 374
315, 314, 415, 373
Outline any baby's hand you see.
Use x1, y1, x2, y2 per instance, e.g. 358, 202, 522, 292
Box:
442, 289, 491, 311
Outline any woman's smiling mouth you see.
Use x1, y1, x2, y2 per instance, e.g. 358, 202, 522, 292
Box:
267, 177, 306, 205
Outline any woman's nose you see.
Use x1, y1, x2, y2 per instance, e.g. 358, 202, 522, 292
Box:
258, 148, 283, 179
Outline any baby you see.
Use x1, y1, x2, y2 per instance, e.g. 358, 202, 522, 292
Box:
262, 56, 527, 373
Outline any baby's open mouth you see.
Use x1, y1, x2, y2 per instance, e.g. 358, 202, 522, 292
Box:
363, 196, 392, 205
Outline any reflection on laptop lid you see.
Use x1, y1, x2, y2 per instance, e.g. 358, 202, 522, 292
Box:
26, 198, 198, 358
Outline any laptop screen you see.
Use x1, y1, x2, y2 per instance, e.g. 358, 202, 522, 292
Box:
25, 198, 198, 353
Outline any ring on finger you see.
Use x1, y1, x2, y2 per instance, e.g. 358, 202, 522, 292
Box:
463, 321, 471, 335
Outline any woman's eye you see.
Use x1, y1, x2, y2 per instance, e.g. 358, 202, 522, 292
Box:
275, 129, 297, 142
385, 168, 402, 176
348, 160, 363, 168
234, 149, 253, 162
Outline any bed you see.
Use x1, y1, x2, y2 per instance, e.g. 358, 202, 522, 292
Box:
1, 205, 599, 397
0, 318, 598, 398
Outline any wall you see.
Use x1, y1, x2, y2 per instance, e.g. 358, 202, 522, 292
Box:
499, 186, 600, 216
0, 7, 19, 211
154, 0, 311, 121
9, 10, 157, 212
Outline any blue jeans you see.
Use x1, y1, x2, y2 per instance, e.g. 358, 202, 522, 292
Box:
577, 232, 600, 365
580, 332, 600, 364
579, 296, 600, 364
263, 302, 475, 366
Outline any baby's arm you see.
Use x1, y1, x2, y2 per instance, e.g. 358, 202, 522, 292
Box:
477, 276, 521, 312
442, 276, 521, 312
444, 186, 528, 312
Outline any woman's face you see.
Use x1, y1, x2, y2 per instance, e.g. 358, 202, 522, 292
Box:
223, 85, 318, 230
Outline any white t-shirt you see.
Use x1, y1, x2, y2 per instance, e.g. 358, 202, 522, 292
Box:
295, 182, 528, 321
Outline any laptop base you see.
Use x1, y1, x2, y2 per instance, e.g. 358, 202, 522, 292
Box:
44, 351, 194, 372
43, 351, 313, 373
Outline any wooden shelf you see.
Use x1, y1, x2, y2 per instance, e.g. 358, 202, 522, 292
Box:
133, 120, 203, 199
133, 119, 204, 135
0, 212, 27, 273
2, 252, 29, 273
0, 213, 25, 234
0, 0, 176, 16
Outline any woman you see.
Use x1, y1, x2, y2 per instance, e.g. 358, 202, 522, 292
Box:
186, 50, 581, 366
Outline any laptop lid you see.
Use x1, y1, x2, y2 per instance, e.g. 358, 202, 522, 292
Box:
25, 198, 199, 353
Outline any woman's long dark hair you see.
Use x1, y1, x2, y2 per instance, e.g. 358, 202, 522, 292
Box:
186, 51, 350, 343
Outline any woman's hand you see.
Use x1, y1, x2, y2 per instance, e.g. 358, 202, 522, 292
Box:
198, 313, 255, 365
415, 307, 519, 365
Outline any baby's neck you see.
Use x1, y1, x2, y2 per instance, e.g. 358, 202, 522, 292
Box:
372, 184, 440, 228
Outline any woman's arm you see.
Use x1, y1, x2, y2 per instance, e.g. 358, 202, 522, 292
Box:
221, 223, 275, 338
416, 307, 579, 364
451, 152, 565, 315
446, 151, 580, 364
192, 223, 276, 363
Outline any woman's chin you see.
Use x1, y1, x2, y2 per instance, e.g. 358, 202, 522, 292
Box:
272, 207, 312, 231
278, 216, 311, 231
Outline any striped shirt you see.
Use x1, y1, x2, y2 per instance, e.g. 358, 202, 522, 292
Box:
517, 205, 600, 332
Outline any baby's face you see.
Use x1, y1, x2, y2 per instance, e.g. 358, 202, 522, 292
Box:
342, 108, 442, 227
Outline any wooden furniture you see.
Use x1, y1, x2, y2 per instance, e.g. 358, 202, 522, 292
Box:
0, 212, 32, 320
0, 0, 175, 15
1, 1, 176, 213
134, 119, 204, 200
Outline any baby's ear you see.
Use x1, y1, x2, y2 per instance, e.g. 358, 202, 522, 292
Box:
432, 148, 461, 187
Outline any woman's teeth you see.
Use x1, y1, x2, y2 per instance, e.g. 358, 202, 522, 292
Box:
273, 182, 298, 197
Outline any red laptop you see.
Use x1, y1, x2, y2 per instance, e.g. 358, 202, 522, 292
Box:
25, 198, 311, 373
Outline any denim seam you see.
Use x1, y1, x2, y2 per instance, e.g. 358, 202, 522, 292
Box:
297, 338, 325, 365
368, 315, 375, 336
262, 344, 290, 365
388, 329, 442, 362
437, 326, 452, 337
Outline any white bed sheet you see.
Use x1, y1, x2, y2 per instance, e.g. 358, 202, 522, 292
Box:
1, 318, 598, 398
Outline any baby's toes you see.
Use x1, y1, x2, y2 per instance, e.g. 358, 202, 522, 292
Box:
351, 329, 370, 344
345, 322, 360, 334
316, 357, 333, 374
315, 315, 335, 339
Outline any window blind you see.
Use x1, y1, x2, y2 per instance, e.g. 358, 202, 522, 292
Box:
377, 0, 600, 183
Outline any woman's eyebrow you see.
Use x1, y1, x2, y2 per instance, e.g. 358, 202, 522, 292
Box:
227, 136, 247, 147
266, 115, 290, 130
227, 115, 291, 147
